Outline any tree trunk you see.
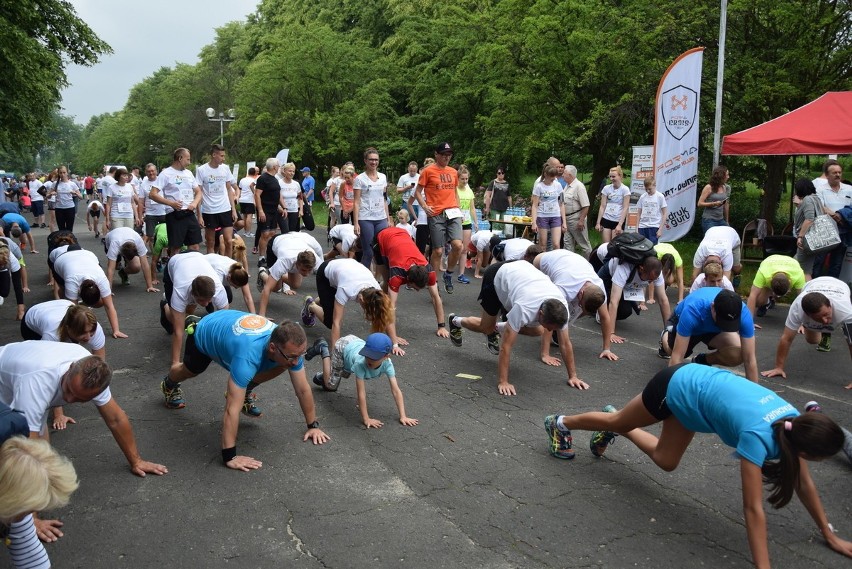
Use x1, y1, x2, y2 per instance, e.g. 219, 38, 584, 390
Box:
760, 155, 789, 229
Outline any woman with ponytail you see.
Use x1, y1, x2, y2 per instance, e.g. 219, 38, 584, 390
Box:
544, 363, 852, 568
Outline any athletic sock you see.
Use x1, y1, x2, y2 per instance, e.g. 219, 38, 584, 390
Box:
452, 316, 462, 327
245, 380, 259, 397
164, 378, 181, 390
555, 416, 570, 433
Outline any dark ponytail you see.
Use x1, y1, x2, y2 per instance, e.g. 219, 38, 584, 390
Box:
762, 413, 843, 508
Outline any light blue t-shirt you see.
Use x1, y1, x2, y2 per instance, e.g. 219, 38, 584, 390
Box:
1, 212, 30, 233
193, 310, 303, 388
342, 338, 395, 380
674, 287, 754, 339
667, 364, 798, 466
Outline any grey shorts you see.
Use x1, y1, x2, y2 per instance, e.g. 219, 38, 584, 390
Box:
328, 334, 357, 390
427, 211, 463, 249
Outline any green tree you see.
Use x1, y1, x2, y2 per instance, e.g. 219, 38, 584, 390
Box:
0, 0, 111, 150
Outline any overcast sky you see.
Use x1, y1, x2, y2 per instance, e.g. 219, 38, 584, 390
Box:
60, 0, 258, 125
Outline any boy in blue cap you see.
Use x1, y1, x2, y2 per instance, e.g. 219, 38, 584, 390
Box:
308, 332, 418, 429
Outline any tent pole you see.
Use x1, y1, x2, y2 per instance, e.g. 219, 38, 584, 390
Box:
790, 156, 796, 225
713, 0, 728, 167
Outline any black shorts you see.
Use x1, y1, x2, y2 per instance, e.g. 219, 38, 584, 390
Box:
641, 364, 688, 420
478, 261, 506, 317
239, 202, 256, 215
259, 207, 280, 233
202, 211, 233, 230
145, 215, 166, 238
183, 331, 213, 375
20, 318, 41, 341
89, 209, 101, 218
315, 261, 337, 330
165, 210, 202, 250
600, 218, 619, 230
665, 313, 719, 358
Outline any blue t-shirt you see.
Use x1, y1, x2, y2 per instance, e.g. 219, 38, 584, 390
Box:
674, 287, 754, 339
1, 212, 30, 233
193, 310, 303, 388
667, 364, 798, 466
301, 176, 315, 203
342, 338, 395, 380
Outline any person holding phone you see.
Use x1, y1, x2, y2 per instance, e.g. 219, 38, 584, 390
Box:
698, 165, 730, 234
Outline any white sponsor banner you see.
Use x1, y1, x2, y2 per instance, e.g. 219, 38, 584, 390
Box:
275, 148, 289, 166
630, 145, 653, 202
654, 48, 703, 242
247, 161, 257, 173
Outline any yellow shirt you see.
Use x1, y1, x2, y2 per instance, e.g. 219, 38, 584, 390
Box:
754, 255, 806, 291
655, 243, 683, 268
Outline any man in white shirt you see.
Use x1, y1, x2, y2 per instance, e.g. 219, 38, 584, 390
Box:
237, 167, 258, 238
103, 226, 158, 291
397, 161, 420, 222
0, 341, 168, 539
447, 260, 584, 396
196, 144, 238, 258
140, 163, 166, 246
561, 165, 592, 257
148, 147, 203, 256
813, 161, 852, 279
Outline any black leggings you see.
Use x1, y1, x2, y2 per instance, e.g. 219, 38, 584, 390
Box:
0, 269, 24, 304
55, 207, 76, 231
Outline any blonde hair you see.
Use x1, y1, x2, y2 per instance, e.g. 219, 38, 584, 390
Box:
282, 162, 296, 172
359, 287, 394, 333
423, 158, 435, 167
0, 437, 79, 522
396, 209, 410, 224
0, 246, 8, 269
609, 166, 623, 177
703, 261, 723, 279
58, 304, 98, 343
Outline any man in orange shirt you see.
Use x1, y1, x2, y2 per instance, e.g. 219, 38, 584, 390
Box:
413, 142, 462, 294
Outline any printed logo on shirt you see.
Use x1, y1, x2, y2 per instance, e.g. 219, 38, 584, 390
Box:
232, 314, 275, 336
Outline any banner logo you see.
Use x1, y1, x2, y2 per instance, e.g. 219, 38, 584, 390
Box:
661, 85, 697, 141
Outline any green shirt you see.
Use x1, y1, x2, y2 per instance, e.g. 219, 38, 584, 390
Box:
655, 242, 683, 268
753, 255, 805, 291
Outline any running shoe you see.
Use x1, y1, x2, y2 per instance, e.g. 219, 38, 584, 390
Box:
312, 371, 325, 388
160, 378, 185, 409
805, 401, 822, 413
658, 328, 670, 359
544, 414, 574, 459
550, 330, 559, 347
443, 272, 454, 294
589, 405, 618, 457
257, 256, 266, 268
486, 332, 500, 355
767, 296, 776, 311
301, 296, 316, 327
756, 303, 768, 317
457, 274, 471, 284
448, 313, 463, 347
118, 268, 129, 285
241, 392, 263, 418
257, 266, 268, 293
732, 274, 741, 289
305, 338, 329, 361
817, 334, 831, 352
185, 314, 201, 335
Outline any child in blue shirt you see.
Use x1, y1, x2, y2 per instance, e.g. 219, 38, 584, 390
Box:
309, 332, 418, 429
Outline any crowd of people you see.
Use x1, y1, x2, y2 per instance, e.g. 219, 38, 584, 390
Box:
1, 146, 851, 569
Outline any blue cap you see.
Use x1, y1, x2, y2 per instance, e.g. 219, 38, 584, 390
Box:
359, 333, 393, 360
300, 166, 311, 173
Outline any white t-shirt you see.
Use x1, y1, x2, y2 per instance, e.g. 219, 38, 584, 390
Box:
166, 252, 228, 313
694, 225, 740, 270
54, 181, 78, 209
539, 250, 606, 326
817, 183, 852, 213
45, 181, 56, 204
205, 253, 240, 286
141, 177, 167, 217
268, 233, 324, 280
637, 191, 668, 229
98, 175, 114, 197
54, 249, 111, 301
593, 243, 609, 263
28, 180, 44, 202
324, 258, 381, 306
494, 261, 569, 333
49, 245, 70, 265
532, 179, 563, 218
329, 224, 357, 253
354, 172, 388, 221
689, 273, 735, 293
608, 258, 664, 288
238, 176, 256, 203
397, 173, 419, 201
395, 222, 416, 240
502, 238, 535, 261
107, 183, 135, 219
24, 299, 106, 352
196, 163, 236, 214
471, 230, 496, 252
155, 167, 198, 212
328, 176, 342, 207
601, 184, 631, 222
88, 200, 104, 214
278, 177, 301, 212
785, 277, 852, 333
105, 227, 148, 261
0, 341, 111, 433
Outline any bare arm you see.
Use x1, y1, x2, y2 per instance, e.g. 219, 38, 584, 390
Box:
740, 459, 770, 569
289, 368, 330, 444
101, 294, 126, 338
795, 459, 852, 559
98, 399, 168, 477
761, 326, 797, 378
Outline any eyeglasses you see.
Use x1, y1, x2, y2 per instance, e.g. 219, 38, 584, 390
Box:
274, 343, 306, 362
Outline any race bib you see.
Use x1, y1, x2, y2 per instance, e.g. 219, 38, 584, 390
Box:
180, 188, 194, 205
117, 202, 132, 213
444, 207, 463, 220
604, 202, 621, 219
623, 283, 645, 302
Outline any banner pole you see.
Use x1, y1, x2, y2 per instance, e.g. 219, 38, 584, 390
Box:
713, 0, 728, 167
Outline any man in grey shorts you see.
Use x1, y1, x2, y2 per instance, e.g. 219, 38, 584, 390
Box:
413, 142, 462, 294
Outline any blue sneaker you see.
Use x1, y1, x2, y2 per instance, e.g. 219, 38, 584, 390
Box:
301, 296, 316, 327
457, 274, 471, 284
241, 392, 262, 418
160, 378, 185, 409
589, 405, 618, 457
443, 272, 454, 294
544, 415, 574, 459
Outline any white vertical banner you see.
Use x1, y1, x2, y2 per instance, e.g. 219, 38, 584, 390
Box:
654, 47, 703, 242
630, 145, 653, 202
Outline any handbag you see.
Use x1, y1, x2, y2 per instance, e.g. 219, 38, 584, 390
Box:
301, 203, 315, 231
802, 197, 841, 254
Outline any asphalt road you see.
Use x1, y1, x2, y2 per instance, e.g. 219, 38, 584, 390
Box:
1, 221, 850, 569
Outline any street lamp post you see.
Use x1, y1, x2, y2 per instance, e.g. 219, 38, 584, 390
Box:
206, 108, 236, 146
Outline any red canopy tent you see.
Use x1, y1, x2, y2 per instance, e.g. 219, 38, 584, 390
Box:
722, 91, 852, 155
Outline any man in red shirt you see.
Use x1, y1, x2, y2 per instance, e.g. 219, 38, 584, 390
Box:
374, 227, 449, 339
83, 174, 95, 202
413, 142, 462, 294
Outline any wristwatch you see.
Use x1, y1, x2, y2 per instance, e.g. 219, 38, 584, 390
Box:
307, 420, 320, 429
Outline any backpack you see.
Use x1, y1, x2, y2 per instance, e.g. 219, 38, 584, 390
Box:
604, 233, 656, 265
